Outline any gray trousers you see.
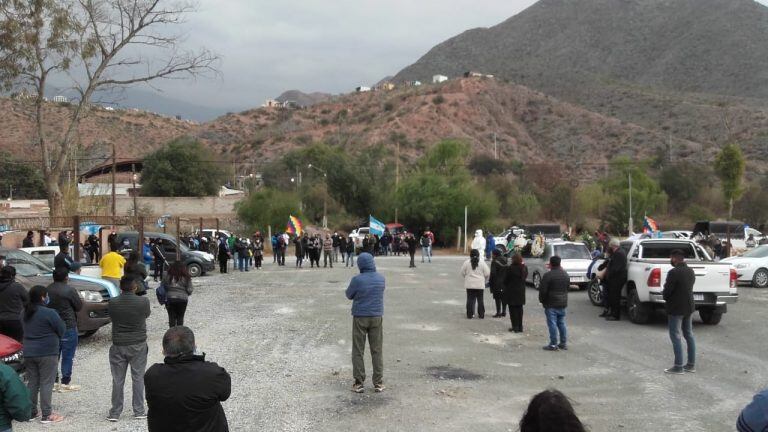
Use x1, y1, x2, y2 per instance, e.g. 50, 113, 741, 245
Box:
109, 343, 148, 418
352, 317, 383, 385
26, 356, 58, 417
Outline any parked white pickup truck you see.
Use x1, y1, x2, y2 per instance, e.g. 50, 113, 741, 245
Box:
590, 239, 738, 325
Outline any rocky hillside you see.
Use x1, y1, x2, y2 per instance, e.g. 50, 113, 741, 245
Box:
276, 90, 333, 107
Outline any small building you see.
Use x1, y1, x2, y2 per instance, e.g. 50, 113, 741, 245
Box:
263, 99, 281, 108
282, 100, 300, 109
432, 75, 448, 84
405, 80, 422, 87
464, 71, 495, 79
374, 82, 396, 91
52, 95, 69, 103
356, 86, 371, 92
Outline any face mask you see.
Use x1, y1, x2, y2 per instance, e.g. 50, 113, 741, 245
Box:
44, 296, 50, 305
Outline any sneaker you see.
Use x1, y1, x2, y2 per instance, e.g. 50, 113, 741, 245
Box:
53, 383, 61, 393
134, 414, 147, 420
107, 417, 119, 422
664, 366, 685, 375
558, 344, 568, 351
542, 345, 559, 351
59, 383, 81, 392
683, 364, 696, 373
351, 382, 365, 393
374, 384, 386, 393
40, 413, 65, 423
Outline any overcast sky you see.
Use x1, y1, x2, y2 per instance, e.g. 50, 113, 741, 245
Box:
152, 0, 539, 111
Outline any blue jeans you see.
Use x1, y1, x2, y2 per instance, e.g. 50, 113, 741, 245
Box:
59, 327, 78, 384
238, 255, 249, 271
545, 308, 567, 346
346, 251, 355, 267
668, 315, 696, 367
421, 247, 431, 262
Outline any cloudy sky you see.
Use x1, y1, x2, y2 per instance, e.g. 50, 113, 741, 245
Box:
154, 0, 539, 112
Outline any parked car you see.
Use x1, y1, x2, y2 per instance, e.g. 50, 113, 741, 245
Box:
494, 226, 525, 249
587, 239, 738, 325
722, 245, 768, 288
0, 248, 114, 337
523, 241, 593, 290
198, 229, 233, 241
349, 227, 371, 251
692, 220, 763, 250
0, 334, 24, 375
114, 232, 215, 278
20, 246, 102, 278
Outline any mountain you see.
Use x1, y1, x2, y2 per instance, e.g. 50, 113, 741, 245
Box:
275, 90, 333, 107
395, 0, 768, 100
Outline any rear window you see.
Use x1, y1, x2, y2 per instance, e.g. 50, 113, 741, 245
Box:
641, 243, 696, 259
553, 244, 591, 260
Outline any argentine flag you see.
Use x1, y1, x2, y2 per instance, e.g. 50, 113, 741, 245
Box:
369, 215, 385, 236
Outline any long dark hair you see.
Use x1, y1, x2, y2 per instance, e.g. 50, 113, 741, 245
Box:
24, 285, 48, 321
168, 261, 190, 284
470, 249, 480, 270
127, 251, 140, 265
519, 389, 586, 432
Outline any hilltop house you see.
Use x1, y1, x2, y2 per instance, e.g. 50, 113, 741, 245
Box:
356, 86, 371, 92
263, 99, 281, 108
405, 80, 422, 87
432, 75, 448, 83
52, 95, 69, 103
464, 71, 494, 78
374, 82, 396, 91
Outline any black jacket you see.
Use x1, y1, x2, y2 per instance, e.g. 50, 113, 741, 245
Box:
108, 292, 150, 346
46, 281, 83, 330
663, 262, 696, 316
0, 279, 29, 321
22, 236, 34, 248
538, 267, 569, 309
606, 248, 628, 288
488, 256, 508, 295
145, 354, 231, 432
504, 264, 528, 306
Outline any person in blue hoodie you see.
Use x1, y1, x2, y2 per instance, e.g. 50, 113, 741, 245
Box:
738, 388, 768, 432
345, 253, 385, 394
485, 232, 496, 261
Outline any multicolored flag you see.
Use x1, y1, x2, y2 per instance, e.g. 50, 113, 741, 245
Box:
286, 215, 303, 236
643, 216, 659, 234
369, 215, 385, 236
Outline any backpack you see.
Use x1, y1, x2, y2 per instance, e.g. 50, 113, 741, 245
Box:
156, 282, 167, 305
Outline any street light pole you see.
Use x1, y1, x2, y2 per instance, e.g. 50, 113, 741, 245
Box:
308, 164, 328, 228
131, 164, 138, 218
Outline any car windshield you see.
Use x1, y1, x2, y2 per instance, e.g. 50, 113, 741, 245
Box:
553, 244, 591, 260
742, 246, 768, 258
2, 250, 52, 276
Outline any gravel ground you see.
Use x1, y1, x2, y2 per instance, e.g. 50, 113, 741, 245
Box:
12, 254, 768, 432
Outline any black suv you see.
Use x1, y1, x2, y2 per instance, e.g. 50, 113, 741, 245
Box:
114, 232, 215, 277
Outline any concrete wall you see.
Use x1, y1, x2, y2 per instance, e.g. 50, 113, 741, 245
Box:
115, 196, 241, 217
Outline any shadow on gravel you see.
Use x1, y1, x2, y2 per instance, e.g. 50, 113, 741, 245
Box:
426, 365, 483, 381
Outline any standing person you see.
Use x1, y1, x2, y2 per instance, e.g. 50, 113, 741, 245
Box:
471, 229, 486, 254
22, 231, 35, 248
162, 262, 193, 328
57, 231, 70, 249
271, 234, 278, 263
0, 363, 31, 429
504, 254, 528, 333
144, 326, 231, 432
362, 235, 370, 256
124, 252, 148, 296
47, 267, 83, 392
420, 232, 431, 263
54, 244, 82, 274
405, 233, 418, 268
339, 234, 347, 263
236, 238, 249, 272
485, 232, 496, 261
424, 227, 435, 260
604, 238, 627, 321
332, 232, 341, 262
276, 233, 287, 266
294, 235, 304, 268
227, 235, 236, 271
345, 253, 386, 393
0, 266, 29, 342
151, 239, 168, 281
217, 236, 230, 273
311, 235, 322, 268
107, 276, 151, 422
662, 249, 696, 375
379, 232, 390, 257
142, 239, 153, 275
22, 285, 65, 424
251, 233, 264, 270
489, 249, 509, 318
100, 243, 127, 289
345, 236, 356, 268
460, 249, 490, 319
107, 231, 118, 253
86, 234, 101, 264
539, 256, 570, 351
518, 389, 586, 432
323, 234, 334, 268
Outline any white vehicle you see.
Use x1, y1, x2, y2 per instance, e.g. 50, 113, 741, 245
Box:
590, 239, 738, 325
199, 229, 233, 241
349, 227, 370, 249
493, 227, 524, 249
722, 245, 768, 288
20, 246, 102, 278
524, 241, 593, 290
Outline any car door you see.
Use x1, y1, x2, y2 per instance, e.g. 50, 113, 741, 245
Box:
157, 238, 179, 263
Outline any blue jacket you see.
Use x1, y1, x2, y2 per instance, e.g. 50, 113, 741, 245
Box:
738, 388, 768, 432
143, 244, 153, 264
22, 306, 65, 358
485, 235, 495, 253
345, 253, 385, 317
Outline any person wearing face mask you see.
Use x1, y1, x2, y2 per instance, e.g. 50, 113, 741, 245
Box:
22, 285, 66, 424
662, 249, 697, 375
0, 266, 30, 343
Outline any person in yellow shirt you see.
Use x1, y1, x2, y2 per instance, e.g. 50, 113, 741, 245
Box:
100, 244, 126, 289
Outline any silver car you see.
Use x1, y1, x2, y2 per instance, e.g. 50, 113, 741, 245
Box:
524, 241, 593, 290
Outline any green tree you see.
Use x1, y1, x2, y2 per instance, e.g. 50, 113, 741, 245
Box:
141, 137, 227, 197
0, 151, 47, 199
236, 188, 302, 233
396, 140, 498, 242
601, 158, 666, 234
659, 163, 701, 212
714, 143, 745, 219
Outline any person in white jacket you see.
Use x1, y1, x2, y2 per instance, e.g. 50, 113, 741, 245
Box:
461, 249, 490, 319
471, 230, 486, 253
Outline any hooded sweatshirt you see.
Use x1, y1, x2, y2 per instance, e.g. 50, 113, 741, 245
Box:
345, 253, 385, 317
471, 230, 486, 252
0, 278, 29, 321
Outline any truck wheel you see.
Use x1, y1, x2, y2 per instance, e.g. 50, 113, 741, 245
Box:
752, 268, 768, 288
188, 263, 202, 278
627, 288, 650, 324
588, 278, 603, 306
533, 273, 541, 290
699, 309, 723, 325
79, 330, 97, 338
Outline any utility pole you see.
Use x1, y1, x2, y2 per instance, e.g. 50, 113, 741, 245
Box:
493, 133, 498, 160
628, 171, 633, 235
111, 142, 116, 218
395, 141, 400, 224
131, 164, 138, 218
